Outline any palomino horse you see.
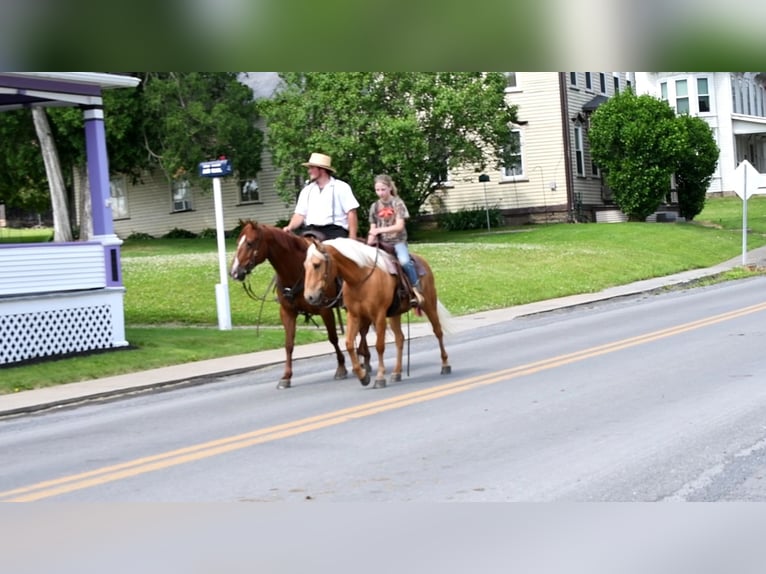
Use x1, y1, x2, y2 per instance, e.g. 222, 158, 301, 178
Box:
230, 220, 369, 389
303, 237, 452, 389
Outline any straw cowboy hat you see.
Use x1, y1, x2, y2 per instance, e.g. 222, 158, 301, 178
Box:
302, 152, 335, 173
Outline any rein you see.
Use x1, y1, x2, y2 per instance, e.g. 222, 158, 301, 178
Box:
242, 274, 275, 336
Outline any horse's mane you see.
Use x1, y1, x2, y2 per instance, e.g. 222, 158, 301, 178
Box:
318, 238, 392, 272
242, 219, 308, 253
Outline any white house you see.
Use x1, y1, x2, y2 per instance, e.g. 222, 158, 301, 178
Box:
634, 72, 766, 195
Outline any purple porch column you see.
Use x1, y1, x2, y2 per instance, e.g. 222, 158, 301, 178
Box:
83, 105, 123, 287
83, 106, 113, 236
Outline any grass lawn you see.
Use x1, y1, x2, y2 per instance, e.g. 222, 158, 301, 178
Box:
2, 196, 766, 393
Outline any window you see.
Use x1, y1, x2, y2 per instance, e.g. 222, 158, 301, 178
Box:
599, 73, 606, 94
675, 79, 689, 114
585, 73, 592, 90
697, 78, 710, 112
504, 72, 519, 90
172, 179, 192, 212
660, 82, 668, 102
239, 178, 260, 203
502, 129, 524, 179
574, 126, 584, 176
109, 175, 129, 219
591, 158, 600, 177
570, 72, 577, 87
613, 75, 620, 94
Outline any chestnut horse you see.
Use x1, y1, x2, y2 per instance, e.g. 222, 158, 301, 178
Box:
303, 237, 452, 389
230, 220, 369, 389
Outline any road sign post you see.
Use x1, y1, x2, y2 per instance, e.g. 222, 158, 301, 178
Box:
733, 160, 764, 266
198, 158, 233, 330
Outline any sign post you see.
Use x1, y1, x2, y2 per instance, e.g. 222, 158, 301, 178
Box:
479, 174, 491, 232
198, 158, 233, 330
733, 160, 764, 266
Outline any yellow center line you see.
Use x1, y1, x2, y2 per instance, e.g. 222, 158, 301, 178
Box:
3, 301, 765, 502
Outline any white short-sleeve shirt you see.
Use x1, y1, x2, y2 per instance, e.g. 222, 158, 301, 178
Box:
294, 177, 359, 229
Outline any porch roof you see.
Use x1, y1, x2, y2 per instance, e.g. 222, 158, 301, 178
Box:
732, 113, 766, 135
0, 72, 140, 112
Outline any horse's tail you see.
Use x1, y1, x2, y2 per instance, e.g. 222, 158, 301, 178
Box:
435, 299, 456, 335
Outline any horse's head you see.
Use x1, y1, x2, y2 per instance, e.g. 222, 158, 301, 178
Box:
303, 239, 332, 306
230, 220, 268, 281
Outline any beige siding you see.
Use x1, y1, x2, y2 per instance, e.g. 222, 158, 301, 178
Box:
110, 167, 291, 239
74, 118, 294, 238
427, 73, 568, 219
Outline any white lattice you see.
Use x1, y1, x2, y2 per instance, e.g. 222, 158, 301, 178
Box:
0, 305, 114, 364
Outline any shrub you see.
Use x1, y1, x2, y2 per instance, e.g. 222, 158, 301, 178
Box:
274, 218, 290, 229
162, 228, 197, 239
197, 228, 217, 239
436, 206, 503, 231
126, 232, 155, 240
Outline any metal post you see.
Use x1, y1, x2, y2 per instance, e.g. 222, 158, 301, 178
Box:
479, 174, 491, 232
742, 165, 748, 266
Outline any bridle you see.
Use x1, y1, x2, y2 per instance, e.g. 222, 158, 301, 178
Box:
310, 244, 345, 309
238, 228, 268, 302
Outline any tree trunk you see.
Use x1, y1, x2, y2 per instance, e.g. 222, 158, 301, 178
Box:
77, 164, 93, 241
32, 107, 72, 242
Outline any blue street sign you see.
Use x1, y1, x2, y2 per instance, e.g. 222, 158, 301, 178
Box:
198, 158, 233, 178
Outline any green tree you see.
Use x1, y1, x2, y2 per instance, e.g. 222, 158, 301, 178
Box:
260, 72, 518, 225
674, 114, 719, 221
0, 110, 49, 212
589, 90, 684, 221
50, 72, 264, 190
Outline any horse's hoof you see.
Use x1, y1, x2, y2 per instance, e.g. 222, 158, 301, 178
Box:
334, 369, 348, 380
441, 366, 452, 375
391, 373, 402, 383
360, 372, 371, 387
277, 379, 291, 389
373, 378, 387, 389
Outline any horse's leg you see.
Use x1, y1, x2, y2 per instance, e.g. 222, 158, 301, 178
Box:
321, 308, 347, 380
388, 315, 404, 383
277, 306, 297, 389
372, 314, 389, 389
357, 323, 372, 375
345, 314, 370, 386
420, 283, 451, 375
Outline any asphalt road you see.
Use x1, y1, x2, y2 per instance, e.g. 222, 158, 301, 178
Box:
2, 276, 766, 503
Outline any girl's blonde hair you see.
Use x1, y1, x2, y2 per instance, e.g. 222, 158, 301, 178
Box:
374, 174, 398, 196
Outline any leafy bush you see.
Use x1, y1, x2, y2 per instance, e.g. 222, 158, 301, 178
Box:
126, 232, 155, 240
162, 227, 198, 239
197, 228, 217, 239
436, 206, 503, 231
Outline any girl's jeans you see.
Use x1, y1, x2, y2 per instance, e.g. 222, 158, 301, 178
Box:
394, 242, 419, 287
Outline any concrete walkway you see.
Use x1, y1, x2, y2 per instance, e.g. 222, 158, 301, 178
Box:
3, 245, 766, 418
